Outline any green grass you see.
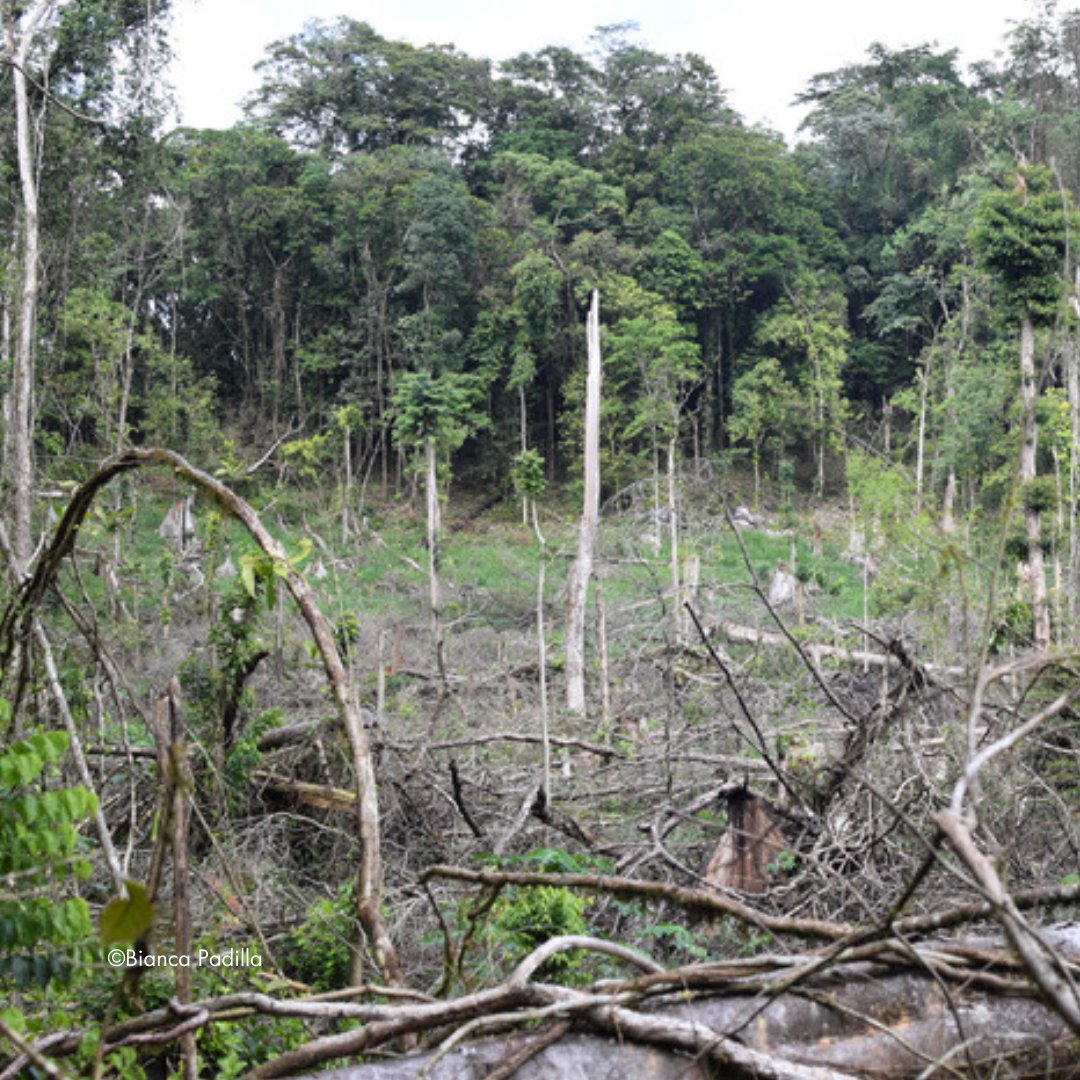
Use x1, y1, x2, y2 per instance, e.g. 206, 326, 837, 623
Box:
42, 479, 874, 673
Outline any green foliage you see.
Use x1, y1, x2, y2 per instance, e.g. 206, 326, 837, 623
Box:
729, 358, 804, 500
280, 434, 331, 482
282, 885, 354, 991
392, 370, 486, 453
511, 449, 547, 501
491, 885, 590, 981
0, 730, 96, 989
989, 599, 1033, 653
971, 165, 1076, 325
98, 880, 154, 945
250, 18, 489, 157
637, 921, 708, 962
1022, 475, 1058, 515
197, 1016, 306, 1079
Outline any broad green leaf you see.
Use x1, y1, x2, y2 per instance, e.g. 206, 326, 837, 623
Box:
98, 880, 155, 945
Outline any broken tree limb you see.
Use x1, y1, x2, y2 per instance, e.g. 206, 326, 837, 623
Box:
0, 447, 400, 985
937, 808, 1080, 1036
422, 864, 849, 942
252, 771, 357, 814
704, 615, 965, 677
10, 927, 1080, 1080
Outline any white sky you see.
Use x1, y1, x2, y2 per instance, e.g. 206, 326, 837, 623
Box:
168, 0, 1042, 143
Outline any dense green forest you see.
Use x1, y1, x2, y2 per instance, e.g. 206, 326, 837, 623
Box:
3, 2, 1080, 1076
11, 6, 1080, 507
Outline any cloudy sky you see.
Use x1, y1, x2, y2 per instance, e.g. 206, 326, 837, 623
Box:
169, 0, 1042, 143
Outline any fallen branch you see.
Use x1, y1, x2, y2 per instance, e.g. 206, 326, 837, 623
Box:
0, 447, 399, 983
252, 771, 356, 813
705, 616, 964, 678
422, 864, 848, 942
10, 927, 1080, 1080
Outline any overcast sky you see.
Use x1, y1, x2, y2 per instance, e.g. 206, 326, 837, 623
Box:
168, 0, 1043, 143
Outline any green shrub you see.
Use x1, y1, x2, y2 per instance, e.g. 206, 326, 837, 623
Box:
282, 885, 354, 990
0, 723, 96, 990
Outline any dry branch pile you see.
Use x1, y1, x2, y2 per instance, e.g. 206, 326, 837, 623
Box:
1, 454, 1080, 1078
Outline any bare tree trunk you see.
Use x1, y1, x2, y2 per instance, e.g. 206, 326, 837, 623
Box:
1020, 317, 1050, 651
596, 580, 612, 743
532, 500, 550, 798
165, 680, 198, 1080
914, 365, 929, 512
942, 469, 957, 534
6, 2, 54, 570
566, 291, 601, 716
1067, 336, 1080, 639
519, 383, 529, 523
342, 430, 352, 540
425, 438, 440, 639
667, 433, 681, 641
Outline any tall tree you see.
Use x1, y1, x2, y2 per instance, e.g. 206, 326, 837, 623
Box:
973, 163, 1077, 652
392, 370, 483, 641
2, 0, 171, 568
248, 18, 489, 159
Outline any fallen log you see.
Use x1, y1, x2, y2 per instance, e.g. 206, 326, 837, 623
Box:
707, 617, 965, 677
252, 770, 356, 813
10, 929, 1080, 1079
283, 926, 1080, 1080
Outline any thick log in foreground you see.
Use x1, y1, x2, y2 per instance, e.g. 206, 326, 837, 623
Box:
280, 926, 1080, 1080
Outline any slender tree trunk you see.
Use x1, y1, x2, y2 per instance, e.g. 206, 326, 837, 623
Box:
596, 579, 612, 742
532, 500, 550, 798
7, 4, 51, 571
270, 261, 288, 430
942, 470, 957, 534
1067, 336, 1080, 639
649, 441, 661, 556
566, 291, 601, 716
667, 432, 681, 641
426, 438, 441, 638
519, 383, 529, 523
915, 365, 930, 513
1020, 316, 1050, 652
342, 429, 353, 541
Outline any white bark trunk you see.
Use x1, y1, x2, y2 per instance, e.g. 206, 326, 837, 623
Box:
667, 434, 681, 641
7, 5, 52, 570
565, 291, 601, 716
915, 366, 929, 512
1067, 337, 1080, 638
425, 439, 440, 636
532, 501, 550, 797
1020, 317, 1050, 652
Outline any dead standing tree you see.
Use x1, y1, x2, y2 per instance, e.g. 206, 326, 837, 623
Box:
0, 446, 401, 985
565, 290, 601, 717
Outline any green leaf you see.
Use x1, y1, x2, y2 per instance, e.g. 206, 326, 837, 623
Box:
98, 880, 155, 945
240, 557, 257, 599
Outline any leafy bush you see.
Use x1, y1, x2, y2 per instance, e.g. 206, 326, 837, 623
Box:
0, 722, 96, 989
282, 884, 354, 990
491, 885, 589, 981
